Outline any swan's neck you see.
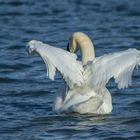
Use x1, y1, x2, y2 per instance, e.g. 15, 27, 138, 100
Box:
78, 40, 95, 65
70, 32, 95, 65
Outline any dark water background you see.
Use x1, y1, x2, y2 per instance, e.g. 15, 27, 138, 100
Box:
0, 0, 140, 139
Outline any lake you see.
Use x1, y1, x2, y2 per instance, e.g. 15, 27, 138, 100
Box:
0, 0, 140, 139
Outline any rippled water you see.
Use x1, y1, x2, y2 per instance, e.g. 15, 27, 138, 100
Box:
0, 0, 140, 139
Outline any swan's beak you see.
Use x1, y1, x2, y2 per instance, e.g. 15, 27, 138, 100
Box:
67, 43, 70, 52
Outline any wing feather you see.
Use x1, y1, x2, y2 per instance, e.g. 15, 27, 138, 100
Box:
28, 40, 84, 88
85, 49, 140, 89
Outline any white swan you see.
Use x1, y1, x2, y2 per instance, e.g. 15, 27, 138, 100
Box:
28, 32, 140, 114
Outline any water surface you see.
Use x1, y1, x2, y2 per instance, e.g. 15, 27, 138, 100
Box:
0, 0, 140, 139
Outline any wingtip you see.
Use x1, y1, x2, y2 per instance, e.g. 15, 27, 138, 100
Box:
27, 40, 38, 46
26, 40, 38, 54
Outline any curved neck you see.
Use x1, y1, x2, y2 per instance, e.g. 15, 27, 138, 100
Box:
69, 32, 95, 65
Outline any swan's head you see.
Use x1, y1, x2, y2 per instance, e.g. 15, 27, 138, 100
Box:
67, 32, 95, 65
67, 36, 78, 53
67, 32, 93, 53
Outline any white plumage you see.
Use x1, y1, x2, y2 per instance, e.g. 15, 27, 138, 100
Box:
28, 32, 140, 114
28, 40, 84, 89
88, 48, 140, 89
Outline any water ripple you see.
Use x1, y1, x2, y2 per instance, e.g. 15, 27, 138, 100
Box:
0, 0, 140, 140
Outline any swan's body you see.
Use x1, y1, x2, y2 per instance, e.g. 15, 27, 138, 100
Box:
28, 32, 140, 114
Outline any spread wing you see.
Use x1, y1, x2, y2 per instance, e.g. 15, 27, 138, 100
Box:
28, 40, 84, 89
85, 49, 140, 89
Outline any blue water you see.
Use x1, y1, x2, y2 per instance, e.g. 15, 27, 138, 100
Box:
0, 0, 140, 139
